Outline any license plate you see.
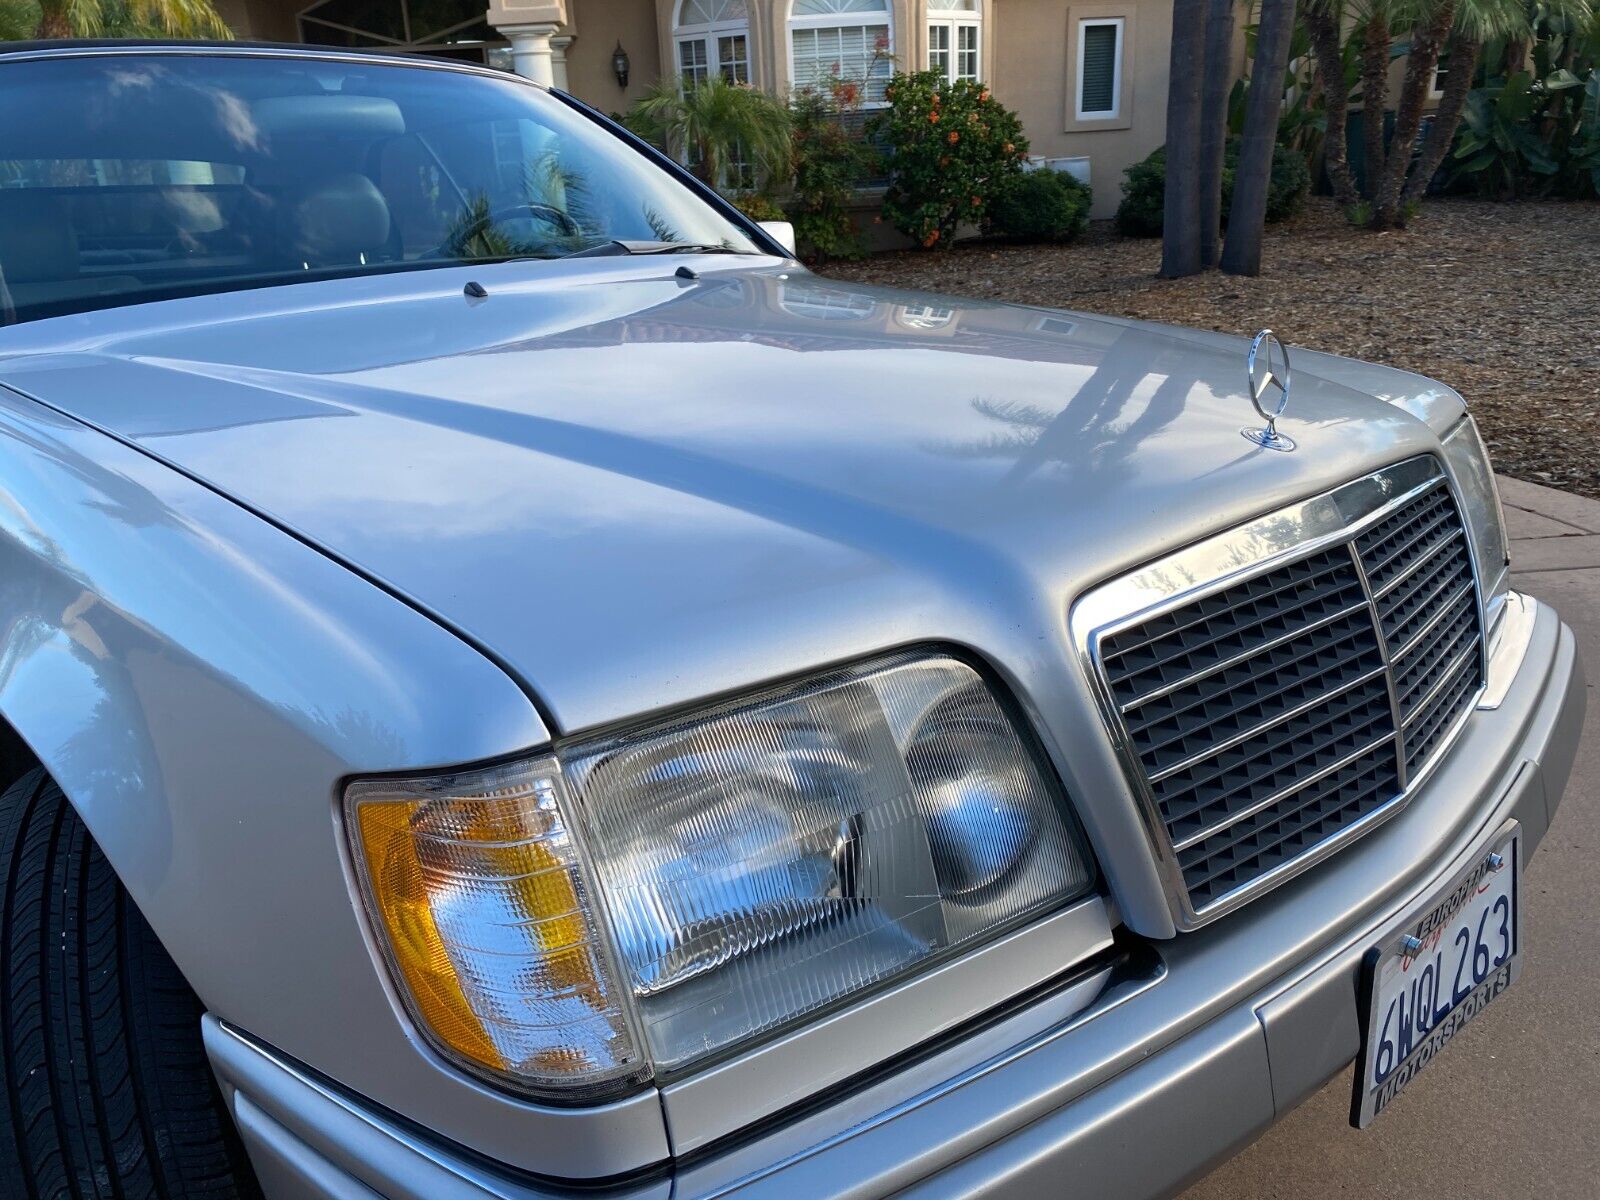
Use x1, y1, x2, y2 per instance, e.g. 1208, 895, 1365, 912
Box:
1351, 822, 1521, 1128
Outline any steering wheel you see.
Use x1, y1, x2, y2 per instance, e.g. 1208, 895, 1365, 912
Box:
468, 201, 581, 241
426, 200, 581, 260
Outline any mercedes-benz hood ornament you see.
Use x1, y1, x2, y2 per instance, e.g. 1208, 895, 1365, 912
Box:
1243, 329, 1295, 451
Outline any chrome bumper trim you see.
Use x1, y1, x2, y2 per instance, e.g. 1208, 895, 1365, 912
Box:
1479, 591, 1538, 711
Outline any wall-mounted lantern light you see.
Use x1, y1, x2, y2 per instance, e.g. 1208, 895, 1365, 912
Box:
612, 41, 630, 89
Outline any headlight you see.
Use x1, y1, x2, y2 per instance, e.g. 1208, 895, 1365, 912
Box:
1440, 414, 1511, 618
346, 651, 1095, 1099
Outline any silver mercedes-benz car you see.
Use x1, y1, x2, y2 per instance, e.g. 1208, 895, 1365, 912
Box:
0, 41, 1584, 1200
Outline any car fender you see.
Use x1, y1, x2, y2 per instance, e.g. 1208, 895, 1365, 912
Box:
0, 383, 665, 1176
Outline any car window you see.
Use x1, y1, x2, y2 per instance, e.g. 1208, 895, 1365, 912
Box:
0, 54, 761, 325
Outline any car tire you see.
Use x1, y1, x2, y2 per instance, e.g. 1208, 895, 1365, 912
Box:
0, 766, 260, 1200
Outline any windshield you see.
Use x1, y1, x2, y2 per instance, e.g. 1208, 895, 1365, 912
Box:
0, 52, 763, 325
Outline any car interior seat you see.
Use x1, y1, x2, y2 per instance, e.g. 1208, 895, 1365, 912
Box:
0, 192, 139, 316
278, 172, 394, 270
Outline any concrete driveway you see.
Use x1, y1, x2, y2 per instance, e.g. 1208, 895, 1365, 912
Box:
1182, 477, 1600, 1200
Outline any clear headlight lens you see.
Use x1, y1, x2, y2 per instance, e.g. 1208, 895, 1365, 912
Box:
346, 651, 1095, 1098
1441, 414, 1511, 617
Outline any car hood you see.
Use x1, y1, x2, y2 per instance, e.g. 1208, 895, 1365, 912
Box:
0, 259, 1465, 734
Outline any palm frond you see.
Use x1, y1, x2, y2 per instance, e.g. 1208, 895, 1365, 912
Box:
0, 0, 38, 38
5, 0, 232, 37
1454, 0, 1545, 41
119, 0, 233, 38
623, 74, 791, 191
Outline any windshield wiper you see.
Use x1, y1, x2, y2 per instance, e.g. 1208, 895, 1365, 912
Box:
561, 240, 748, 259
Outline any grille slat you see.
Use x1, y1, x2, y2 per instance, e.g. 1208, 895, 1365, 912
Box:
1128, 618, 1383, 765
1148, 663, 1389, 786
1373, 525, 1466, 602
1156, 680, 1395, 844
1102, 549, 1367, 704
1098, 474, 1484, 916
1178, 755, 1401, 907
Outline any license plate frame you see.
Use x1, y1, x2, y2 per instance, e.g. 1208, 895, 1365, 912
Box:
1351, 820, 1521, 1128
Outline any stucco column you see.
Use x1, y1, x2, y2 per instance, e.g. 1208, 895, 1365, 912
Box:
502, 23, 561, 84
550, 34, 574, 90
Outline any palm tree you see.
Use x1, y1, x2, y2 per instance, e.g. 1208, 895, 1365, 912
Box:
7, 0, 232, 39
624, 74, 792, 194
1358, 6, 1391, 195
1305, 0, 1587, 226
1222, 0, 1300, 275
1198, 0, 1238, 268
1160, 0, 1208, 277
1401, 0, 1594, 206
1303, 0, 1361, 207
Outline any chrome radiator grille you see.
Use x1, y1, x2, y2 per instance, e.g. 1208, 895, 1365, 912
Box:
1088, 462, 1484, 921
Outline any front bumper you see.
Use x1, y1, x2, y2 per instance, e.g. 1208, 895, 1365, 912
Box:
206, 597, 1586, 1200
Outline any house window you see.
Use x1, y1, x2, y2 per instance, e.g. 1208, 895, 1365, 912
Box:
789, 0, 894, 104
928, 0, 980, 84
779, 280, 876, 320
675, 0, 751, 86
898, 302, 955, 329
1075, 17, 1123, 119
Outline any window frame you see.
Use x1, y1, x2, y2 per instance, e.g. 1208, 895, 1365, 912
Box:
927, 15, 980, 84
786, 0, 895, 108
1429, 53, 1448, 100
1074, 16, 1124, 121
672, 0, 752, 89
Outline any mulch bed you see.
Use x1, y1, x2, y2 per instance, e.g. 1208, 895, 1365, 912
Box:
823, 197, 1600, 500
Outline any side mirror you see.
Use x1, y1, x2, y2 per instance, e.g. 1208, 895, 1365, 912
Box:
757, 220, 796, 257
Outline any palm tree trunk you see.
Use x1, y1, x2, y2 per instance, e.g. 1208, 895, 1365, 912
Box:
1503, 38, 1528, 76
1402, 33, 1480, 207
1160, 0, 1208, 278
1372, 0, 1456, 227
1198, 0, 1237, 268
696, 136, 718, 188
35, 0, 72, 36
1359, 13, 1390, 200
1304, 3, 1359, 208
1222, 0, 1298, 275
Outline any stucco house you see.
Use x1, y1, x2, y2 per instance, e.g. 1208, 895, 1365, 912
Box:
214, 0, 1201, 217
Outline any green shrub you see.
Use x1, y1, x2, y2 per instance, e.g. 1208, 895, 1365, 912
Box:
728, 191, 787, 222
786, 80, 881, 261
986, 169, 1092, 241
1115, 142, 1309, 237
874, 72, 1029, 248
1115, 146, 1171, 237
1263, 141, 1311, 221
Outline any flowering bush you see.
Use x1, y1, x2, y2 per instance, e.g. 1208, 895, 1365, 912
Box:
874, 72, 1028, 248
787, 74, 883, 260
729, 190, 788, 222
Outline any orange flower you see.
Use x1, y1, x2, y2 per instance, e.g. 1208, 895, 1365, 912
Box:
1003, 142, 1014, 153
979, 90, 990, 102
971, 195, 981, 207
929, 111, 940, 123
947, 130, 960, 144
923, 229, 941, 247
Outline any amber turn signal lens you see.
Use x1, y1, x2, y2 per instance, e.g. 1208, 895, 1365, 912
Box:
346, 761, 646, 1099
